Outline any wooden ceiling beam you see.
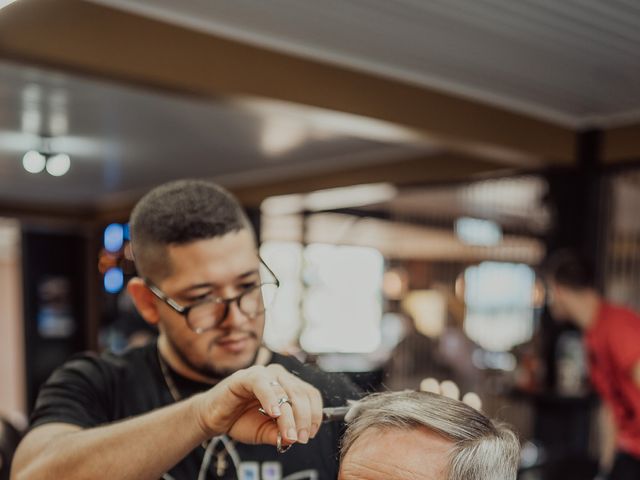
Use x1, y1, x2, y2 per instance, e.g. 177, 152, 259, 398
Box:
230, 153, 509, 207
603, 123, 640, 164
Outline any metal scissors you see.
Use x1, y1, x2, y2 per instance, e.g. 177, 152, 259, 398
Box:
257, 405, 352, 423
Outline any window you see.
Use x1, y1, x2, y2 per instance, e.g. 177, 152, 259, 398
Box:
463, 262, 536, 352
260, 242, 384, 354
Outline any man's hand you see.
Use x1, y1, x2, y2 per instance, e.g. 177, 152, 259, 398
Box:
193, 364, 324, 448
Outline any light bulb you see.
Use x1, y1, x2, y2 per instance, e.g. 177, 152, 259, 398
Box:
46, 153, 71, 176
22, 150, 46, 173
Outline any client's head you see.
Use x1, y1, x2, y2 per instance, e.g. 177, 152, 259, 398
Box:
339, 391, 520, 480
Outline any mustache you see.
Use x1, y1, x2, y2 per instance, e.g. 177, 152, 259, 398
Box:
208, 329, 258, 348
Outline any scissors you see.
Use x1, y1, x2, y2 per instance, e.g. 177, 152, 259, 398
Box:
257, 405, 352, 423
257, 404, 354, 453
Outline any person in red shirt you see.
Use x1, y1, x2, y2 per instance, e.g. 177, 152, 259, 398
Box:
544, 250, 640, 480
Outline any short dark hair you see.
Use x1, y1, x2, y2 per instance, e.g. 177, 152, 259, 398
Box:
542, 249, 595, 290
129, 179, 252, 280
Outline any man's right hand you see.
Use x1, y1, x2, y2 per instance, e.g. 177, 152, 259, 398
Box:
193, 364, 324, 447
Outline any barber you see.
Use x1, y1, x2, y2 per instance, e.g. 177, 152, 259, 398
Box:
12, 180, 359, 479
14, 364, 320, 479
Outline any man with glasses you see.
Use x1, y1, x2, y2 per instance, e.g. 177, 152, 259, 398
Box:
12, 180, 360, 480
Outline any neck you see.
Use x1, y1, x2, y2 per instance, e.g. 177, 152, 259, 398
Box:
156, 335, 272, 384
570, 291, 601, 330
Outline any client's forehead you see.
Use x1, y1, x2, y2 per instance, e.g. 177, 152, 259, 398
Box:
339, 426, 453, 480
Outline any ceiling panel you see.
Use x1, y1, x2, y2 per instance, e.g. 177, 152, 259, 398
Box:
91, 0, 640, 127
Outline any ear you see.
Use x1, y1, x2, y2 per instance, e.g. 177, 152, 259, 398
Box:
127, 277, 160, 326
553, 283, 569, 301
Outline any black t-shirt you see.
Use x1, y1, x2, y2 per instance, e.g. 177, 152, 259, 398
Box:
30, 342, 360, 480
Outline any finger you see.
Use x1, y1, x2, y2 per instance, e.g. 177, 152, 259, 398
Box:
275, 397, 298, 445
308, 387, 323, 438
246, 374, 286, 418
419, 377, 440, 394
277, 376, 313, 444
255, 379, 300, 445
462, 392, 483, 411
251, 365, 298, 445
264, 380, 290, 417
439, 380, 460, 401
270, 383, 302, 444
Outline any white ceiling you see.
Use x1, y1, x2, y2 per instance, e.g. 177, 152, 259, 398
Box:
0, 61, 433, 208
92, 0, 640, 128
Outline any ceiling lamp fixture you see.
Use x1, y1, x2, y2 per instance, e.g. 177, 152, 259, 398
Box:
45, 153, 71, 176
22, 151, 72, 176
455, 217, 502, 246
262, 183, 398, 215
21, 136, 72, 177
22, 150, 46, 174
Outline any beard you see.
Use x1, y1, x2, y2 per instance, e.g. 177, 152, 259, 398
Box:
166, 330, 261, 381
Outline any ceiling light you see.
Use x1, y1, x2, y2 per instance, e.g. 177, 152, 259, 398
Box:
21, 109, 41, 134
49, 112, 69, 136
46, 153, 71, 176
455, 217, 502, 246
261, 183, 397, 216
22, 150, 46, 173
305, 183, 397, 211
261, 194, 305, 215
260, 117, 309, 157
402, 290, 446, 339
104, 267, 124, 294
103, 223, 125, 253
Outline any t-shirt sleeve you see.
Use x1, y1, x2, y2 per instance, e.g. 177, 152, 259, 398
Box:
609, 312, 640, 374
30, 354, 114, 431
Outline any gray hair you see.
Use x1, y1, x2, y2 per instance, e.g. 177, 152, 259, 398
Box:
341, 391, 520, 480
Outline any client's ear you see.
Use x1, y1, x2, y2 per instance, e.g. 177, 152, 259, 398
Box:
127, 277, 160, 325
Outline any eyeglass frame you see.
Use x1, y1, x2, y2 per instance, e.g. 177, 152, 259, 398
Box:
144, 257, 280, 333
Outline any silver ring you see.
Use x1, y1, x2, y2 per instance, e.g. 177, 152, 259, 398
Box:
277, 431, 292, 454
258, 397, 291, 417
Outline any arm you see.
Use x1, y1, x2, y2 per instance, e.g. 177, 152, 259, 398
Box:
12, 364, 322, 480
632, 360, 640, 389
12, 397, 207, 480
597, 403, 617, 474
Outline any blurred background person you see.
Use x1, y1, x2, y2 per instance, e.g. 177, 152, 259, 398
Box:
544, 250, 640, 480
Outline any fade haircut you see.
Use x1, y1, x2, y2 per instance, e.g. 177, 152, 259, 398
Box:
542, 249, 595, 290
129, 179, 253, 281
341, 391, 520, 480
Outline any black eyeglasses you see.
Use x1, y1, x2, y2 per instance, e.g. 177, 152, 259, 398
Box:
144, 259, 279, 334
